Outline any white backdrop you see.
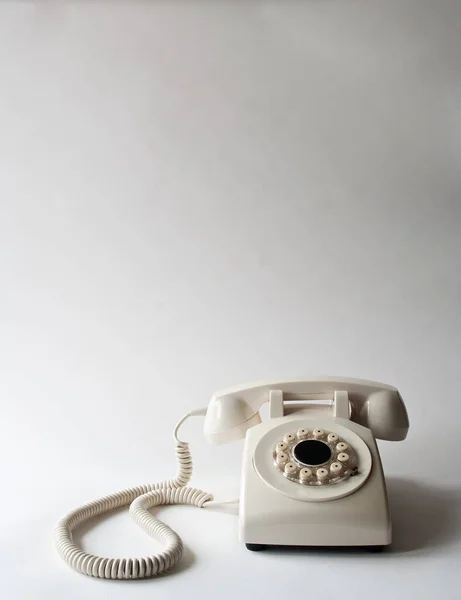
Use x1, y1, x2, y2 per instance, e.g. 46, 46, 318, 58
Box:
1, 1, 460, 599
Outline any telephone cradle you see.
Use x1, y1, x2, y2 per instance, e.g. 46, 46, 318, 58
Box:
55, 377, 409, 579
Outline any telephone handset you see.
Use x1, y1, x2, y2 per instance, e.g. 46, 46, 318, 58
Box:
55, 377, 409, 579
204, 377, 409, 444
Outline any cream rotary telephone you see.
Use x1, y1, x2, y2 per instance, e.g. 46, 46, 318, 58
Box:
55, 377, 409, 579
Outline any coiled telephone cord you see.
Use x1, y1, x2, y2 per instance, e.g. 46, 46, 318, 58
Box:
54, 409, 234, 579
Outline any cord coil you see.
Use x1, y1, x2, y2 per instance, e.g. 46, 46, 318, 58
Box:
55, 415, 214, 579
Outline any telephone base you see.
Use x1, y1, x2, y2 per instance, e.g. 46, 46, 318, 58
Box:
240, 416, 392, 551
366, 545, 386, 553
245, 543, 266, 552
245, 544, 388, 553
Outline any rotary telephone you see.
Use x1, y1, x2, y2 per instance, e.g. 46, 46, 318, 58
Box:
55, 376, 409, 580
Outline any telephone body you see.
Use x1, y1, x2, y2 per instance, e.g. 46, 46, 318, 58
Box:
55, 377, 409, 579
205, 377, 409, 549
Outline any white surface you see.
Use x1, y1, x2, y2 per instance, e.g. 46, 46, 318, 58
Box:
0, 1, 460, 598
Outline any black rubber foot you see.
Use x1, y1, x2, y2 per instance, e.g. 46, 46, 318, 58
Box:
365, 545, 385, 553
246, 543, 265, 552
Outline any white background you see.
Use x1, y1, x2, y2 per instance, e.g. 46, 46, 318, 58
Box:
1, 1, 460, 599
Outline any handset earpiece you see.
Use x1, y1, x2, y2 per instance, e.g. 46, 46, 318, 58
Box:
203, 393, 262, 444
362, 389, 409, 441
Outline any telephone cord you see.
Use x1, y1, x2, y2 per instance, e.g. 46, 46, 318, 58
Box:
54, 409, 233, 579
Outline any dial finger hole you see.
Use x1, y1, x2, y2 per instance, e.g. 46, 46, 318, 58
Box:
330, 462, 342, 474
316, 468, 329, 480
299, 467, 312, 480
297, 428, 309, 439
338, 452, 350, 463
276, 452, 289, 465
284, 462, 297, 475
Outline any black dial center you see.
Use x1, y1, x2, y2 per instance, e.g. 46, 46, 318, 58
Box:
293, 440, 332, 466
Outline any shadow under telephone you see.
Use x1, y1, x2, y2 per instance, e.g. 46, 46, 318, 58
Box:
55, 376, 409, 579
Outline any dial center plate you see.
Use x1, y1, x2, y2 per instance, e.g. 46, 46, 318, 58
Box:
293, 439, 332, 466
254, 420, 373, 502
